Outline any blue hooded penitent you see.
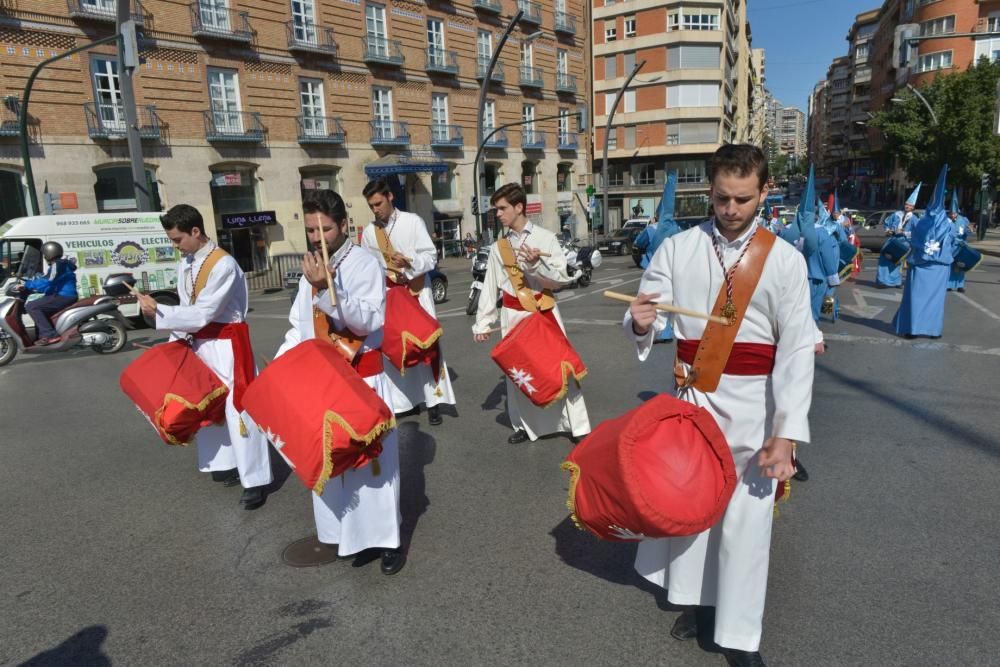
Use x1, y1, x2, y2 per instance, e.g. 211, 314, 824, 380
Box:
950, 189, 960, 215
833, 190, 841, 213
634, 170, 680, 340
905, 182, 922, 207
909, 165, 954, 266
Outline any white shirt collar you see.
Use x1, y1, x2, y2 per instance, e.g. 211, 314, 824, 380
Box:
186, 241, 215, 264
710, 218, 756, 249
507, 220, 533, 241
330, 238, 353, 267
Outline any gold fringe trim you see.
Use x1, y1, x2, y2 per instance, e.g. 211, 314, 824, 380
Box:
839, 248, 860, 280
313, 411, 396, 496
537, 361, 588, 409
560, 460, 585, 531
153, 385, 229, 446
239, 416, 248, 437
396, 327, 443, 377
773, 479, 792, 518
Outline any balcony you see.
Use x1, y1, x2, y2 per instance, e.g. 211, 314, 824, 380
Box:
517, 0, 541, 24
519, 65, 543, 88
472, 0, 502, 14
557, 133, 578, 151
476, 58, 505, 82
425, 47, 459, 75
84, 102, 161, 140
297, 115, 345, 144
521, 129, 546, 150
554, 11, 576, 35
555, 72, 577, 94
0, 97, 20, 137
430, 123, 463, 148
286, 22, 337, 56
191, 4, 253, 43
484, 128, 508, 149
370, 119, 410, 146
363, 36, 404, 67
204, 110, 265, 143
68, 0, 146, 25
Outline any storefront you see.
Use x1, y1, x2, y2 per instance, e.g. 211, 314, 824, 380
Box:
0, 169, 26, 223
209, 166, 270, 273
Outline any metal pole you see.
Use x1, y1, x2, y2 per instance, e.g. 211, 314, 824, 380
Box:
20, 33, 121, 215
117, 3, 152, 211
602, 60, 645, 238
905, 83, 938, 126
474, 10, 523, 243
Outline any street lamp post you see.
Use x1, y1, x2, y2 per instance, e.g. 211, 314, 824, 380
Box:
601, 60, 650, 236
890, 83, 938, 125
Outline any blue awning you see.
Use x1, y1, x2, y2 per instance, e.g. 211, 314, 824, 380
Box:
364, 154, 448, 177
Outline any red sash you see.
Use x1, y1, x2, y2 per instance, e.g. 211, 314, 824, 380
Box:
676, 340, 776, 376
192, 322, 255, 412
502, 291, 557, 327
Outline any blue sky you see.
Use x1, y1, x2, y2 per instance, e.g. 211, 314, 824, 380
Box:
748, 0, 882, 113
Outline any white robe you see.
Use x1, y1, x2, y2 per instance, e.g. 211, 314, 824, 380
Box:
155, 243, 272, 489
472, 222, 591, 440
623, 221, 815, 652
360, 209, 456, 412
274, 241, 400, 556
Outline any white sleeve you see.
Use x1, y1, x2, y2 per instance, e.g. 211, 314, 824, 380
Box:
770, 252, 816, 444
155, 259, 238, 334
403, 214, 439, 278
623, 239, 671, 361
314, 260, 386, 336
472, 245, 502, 335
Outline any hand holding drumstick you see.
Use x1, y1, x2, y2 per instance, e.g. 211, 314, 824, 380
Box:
604, 290, 731, 332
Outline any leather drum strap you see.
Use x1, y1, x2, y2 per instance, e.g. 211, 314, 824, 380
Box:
375, 225, 425, 295
496, 237, 556, 312
312, 287, 364, 363
680, 227, 777, 394
192, 247, 228, 303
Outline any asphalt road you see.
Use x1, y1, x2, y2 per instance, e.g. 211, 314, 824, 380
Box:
2, 250, 999, 666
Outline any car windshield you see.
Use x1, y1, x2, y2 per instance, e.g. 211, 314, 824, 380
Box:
613, 229, 631, 238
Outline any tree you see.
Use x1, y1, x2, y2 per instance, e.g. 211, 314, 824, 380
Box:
870, 59, 1000, 199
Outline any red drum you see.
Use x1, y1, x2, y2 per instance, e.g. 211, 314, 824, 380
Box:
119, 340, 228, 446
381, 286, 443, 382
561, 394, 737, 541
242, 340, 395, 495
491, 312, 587, 408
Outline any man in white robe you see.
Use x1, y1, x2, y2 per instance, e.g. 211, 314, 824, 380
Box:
137, 204, 272, 510
360, 178, 456, 426
472, 182, 591, 444
624, 145, 814, 666
274, 189, 405, 574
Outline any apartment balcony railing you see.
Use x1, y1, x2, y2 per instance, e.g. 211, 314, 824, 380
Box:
68, 0, 146, 25
84, 102, 161, 140
521, 129, 546, 150
286, 22, 337, 56
484, 128, 508, 149
554, 11, 576, 34
191, 3, 253, 43
297, 115, 345, 144
430, 123, 463, 148
476, 58, 505, 82
555, 72, 577, 94
517, 0, 542, 24
0, 97, 21, 137
204, 110, 264, 143
557, 133, 578, 150
425, 47, 459, 75
519, 65, 544, 88
472, 0, 502, 13
363, 36, 404, 67
370, 119, 410, 146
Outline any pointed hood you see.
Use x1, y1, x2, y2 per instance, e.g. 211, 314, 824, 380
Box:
834, 190, 841, 213
906, 182, 922, 207
827, 194, 835, 214
950, 189, 960, 214
657, 170, 677, 226
910, 164, 955, 266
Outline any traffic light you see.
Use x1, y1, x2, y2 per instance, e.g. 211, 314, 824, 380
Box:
585, 184, 595, 198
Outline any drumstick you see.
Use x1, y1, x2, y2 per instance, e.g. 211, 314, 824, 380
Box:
133, 341, 153, 350
603, 290, 731, 326
125, 282, 142, 295
316, 230, 337, 308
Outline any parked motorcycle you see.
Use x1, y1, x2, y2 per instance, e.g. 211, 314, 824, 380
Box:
562, 239, 601, 288
0, 271, 134, 367
466, 245, 490, 316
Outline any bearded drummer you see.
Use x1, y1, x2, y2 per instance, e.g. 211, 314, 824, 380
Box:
360, 178, 456, 427
625, 145, 815, 667
272, 189, 405, 575
471, 182, 591, 444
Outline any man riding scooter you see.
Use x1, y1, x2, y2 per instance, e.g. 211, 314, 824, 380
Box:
20, 242, 78, 346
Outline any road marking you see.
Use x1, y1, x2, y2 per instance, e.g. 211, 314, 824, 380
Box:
824, 332, 1000, 357
564, 318, 623, 326
955, 292, 1000, 322
841, 288, 885, 319
247, 313, 289, 320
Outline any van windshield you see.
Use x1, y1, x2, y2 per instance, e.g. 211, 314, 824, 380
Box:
0, 238, 43, 281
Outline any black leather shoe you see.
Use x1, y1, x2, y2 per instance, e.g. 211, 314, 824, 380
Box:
239, 486, 266, 511
212, 469, 241, 487
792, 459, 809, 482
724, 649, 766, 667
508, 430, 530, 444
670, 609, 698, 641
427, 405, 442, 426
381, 548, 406, 575
957, 287, 965, 293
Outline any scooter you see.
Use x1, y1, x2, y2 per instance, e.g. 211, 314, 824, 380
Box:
562, 239, 601, 288
466, 245, 490, 316
0, 273, 134, 367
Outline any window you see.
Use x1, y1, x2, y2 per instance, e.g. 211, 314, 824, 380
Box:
477, 30, 492, 71
522, 104, 535, 142
624, 89, 635, 113
372, 87, 394, 139
668, 8, 720, 31
557, 163, 572, 192
607, 127, 617, 151
208, 68, 242, 133
624, 125, 636, 149
91, 56, 123, 132
636, 164, 656, 186
427, 18, 445, 66
94, 165, 160, 212
605, 54, 617, 79
667, 45, 721, 69
920, 15, 954, 37
624, 15, 636, 38
604, 20, 617, 42
667, 82, 720, 107
299, 78, 326, 136
82, 0, 115, 11
917, 50, 952, 72
990, 15, 1000, 33
199, 0, 232, 31
607, 165, 624, 186
366, 3, 388, 57
291, 0, 317, 44
431, 93, 449, 141
855, 43, 869, 63
558, 108, 571, 144
484, 100, 496, 132
666, 121, 718, 144
667, 160, 707, 184
484, 163, 500, 195
521, 160, 536, 194
520, 41, 533, 68
557, 49, 568, 76
300, 168, 339, 194
432, 166, 454, 200
624, 50, 636, 73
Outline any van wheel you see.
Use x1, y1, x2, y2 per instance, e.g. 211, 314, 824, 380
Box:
0, 332, 17, 367
142, 293, 180, 328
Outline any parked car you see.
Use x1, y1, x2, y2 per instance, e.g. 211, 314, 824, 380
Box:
598, 226, 643, 256
629, 216, 708, 267
284, 266, 449, 304
854, 209, 923, 252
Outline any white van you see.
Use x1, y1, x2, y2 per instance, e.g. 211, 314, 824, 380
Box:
0, 213, 180, 321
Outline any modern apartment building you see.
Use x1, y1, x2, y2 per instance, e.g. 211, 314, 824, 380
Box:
0, 0, 590, 271
590, 0, 752, 226
749, 47, 766, 147
775, 106, 805, 160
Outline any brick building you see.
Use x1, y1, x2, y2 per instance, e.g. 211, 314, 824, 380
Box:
590, 0, 753, 227
0, 0, 590, 271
